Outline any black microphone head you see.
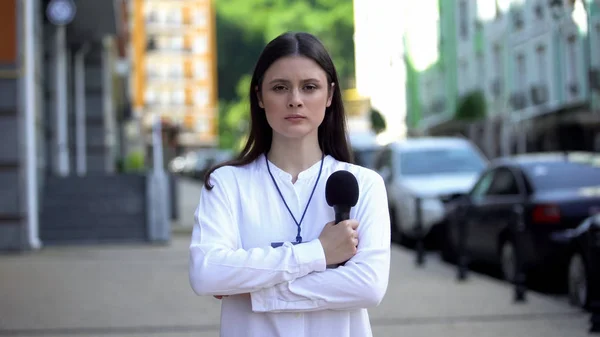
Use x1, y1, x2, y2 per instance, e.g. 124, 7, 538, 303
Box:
325, 170, 359, 207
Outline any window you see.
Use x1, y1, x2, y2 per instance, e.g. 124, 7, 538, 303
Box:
459, 0, 469, 39
397, 147, 487, 176
194, 61, 208, 80
160, 90, 171, 105
476, 52, 485, 89
493, 44, 503, 81
516, 53, 526, 91
460, 60, 469, 93
487, 168, 520, 195
470, 170, 495, 199
192, 36, 209, 54
194, 88, 210, 107
536, 45, 547, 84
193, 9, 208, 27
172, 89, 185, 105
567, 35, 578, 96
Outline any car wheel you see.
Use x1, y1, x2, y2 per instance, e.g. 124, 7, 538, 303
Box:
500, 241, 516, 283
568, 253, 588, 309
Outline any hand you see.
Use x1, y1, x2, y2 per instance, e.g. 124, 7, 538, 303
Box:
318, 219, 359, 266
213, 293, 250, 300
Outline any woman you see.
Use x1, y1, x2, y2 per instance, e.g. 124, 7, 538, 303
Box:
189, 31, 391, 337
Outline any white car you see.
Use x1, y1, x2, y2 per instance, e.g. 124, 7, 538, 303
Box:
374, 137, 487, 241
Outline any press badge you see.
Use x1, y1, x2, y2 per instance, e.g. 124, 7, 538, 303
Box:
271, 241, 301, 248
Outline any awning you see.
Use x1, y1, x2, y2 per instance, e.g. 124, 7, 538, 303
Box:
43, 0, 122, 44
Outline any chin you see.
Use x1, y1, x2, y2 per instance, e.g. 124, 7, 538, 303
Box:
274, 126, 317, 141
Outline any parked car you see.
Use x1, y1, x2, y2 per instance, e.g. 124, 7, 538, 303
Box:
348, 131, 380, 170
442, 152, 600, 284
374, 137, 487, 242
551, 213, 600, 309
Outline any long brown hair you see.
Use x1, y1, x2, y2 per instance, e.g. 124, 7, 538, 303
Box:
204, 32, 353, 190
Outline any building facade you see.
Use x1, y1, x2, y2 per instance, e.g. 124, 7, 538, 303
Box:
130, 0, 218, 150
405, 0, 600, 156
0, 0, 129, 251
352, 0, 407, 141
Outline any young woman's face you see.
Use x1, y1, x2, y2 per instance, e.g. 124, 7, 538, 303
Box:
257, 56, 334, 142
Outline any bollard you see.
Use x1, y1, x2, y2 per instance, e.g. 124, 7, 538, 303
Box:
589, 218, 600, 334
512, 204, 527, 303
415, 197, 425, 266
456, 207, 469, 281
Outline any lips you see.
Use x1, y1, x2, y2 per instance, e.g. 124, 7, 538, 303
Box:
285, 114, 306, 120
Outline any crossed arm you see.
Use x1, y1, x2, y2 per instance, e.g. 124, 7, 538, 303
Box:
188, 170, 391, 312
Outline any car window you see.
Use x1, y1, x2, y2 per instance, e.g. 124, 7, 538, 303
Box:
487, 168, 520, 196
397, 146, 486, 176
470, 170, 495, 199
524, 161, 600, 191
374, 148, 392, 171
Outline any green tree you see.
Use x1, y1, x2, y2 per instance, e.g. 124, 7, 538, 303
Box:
369, 108, 386, 134
215, 0, 355, 150
454, 90, 487, 122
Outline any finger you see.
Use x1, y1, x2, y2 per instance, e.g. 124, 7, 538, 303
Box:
352, 237, 359, 247
350, 220, 359, 230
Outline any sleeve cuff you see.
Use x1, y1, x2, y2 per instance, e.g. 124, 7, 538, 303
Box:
291, 239, 326, 275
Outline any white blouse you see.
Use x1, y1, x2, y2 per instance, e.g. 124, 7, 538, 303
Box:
189, 154, 391, 337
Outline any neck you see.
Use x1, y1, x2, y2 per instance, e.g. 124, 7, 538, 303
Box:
267, 136, 323, 182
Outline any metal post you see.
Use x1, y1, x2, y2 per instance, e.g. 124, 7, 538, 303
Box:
24, 0, 41, 249
102, 36, 116, 174
512, 204, 527, 303
415, 197, 425, 266
75, 43, 89, 175
55, 25, 69, 176
589, 219, 600, 333
457, 212, 469, 281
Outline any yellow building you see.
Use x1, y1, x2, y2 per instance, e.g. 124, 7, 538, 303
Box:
131, 0, 218, 148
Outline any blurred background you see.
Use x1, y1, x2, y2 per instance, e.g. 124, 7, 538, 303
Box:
1, 0, 600, 336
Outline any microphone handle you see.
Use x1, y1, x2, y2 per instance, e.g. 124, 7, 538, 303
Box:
328, 206, 352, 269
333, 205, 351, 225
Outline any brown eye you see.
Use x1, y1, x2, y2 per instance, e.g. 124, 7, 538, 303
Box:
273, 85, 287, 92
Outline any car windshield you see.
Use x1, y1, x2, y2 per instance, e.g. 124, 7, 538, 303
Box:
524, 161, 600, 191
398, 147, 486, 176
353, 148, 378, 169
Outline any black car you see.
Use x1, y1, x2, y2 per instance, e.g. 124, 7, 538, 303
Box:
441, 152, 600, 283
552, 213, 600, 309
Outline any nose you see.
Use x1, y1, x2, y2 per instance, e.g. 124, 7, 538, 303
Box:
287, 90, 303, 108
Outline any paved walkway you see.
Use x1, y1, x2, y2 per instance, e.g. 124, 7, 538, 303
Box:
0, 233, 592, 337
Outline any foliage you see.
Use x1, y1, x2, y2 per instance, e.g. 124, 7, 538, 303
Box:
454, 90, 487, 122
122, 151, 146, 173
215, 0, 355, 150
369, 108, 386, 134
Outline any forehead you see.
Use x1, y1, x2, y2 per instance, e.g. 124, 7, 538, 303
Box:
263, 56, 327, 81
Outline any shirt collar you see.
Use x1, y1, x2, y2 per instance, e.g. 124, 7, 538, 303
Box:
262, 153, 330, 183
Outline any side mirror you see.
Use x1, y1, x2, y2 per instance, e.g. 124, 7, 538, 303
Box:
378, 167, 392, 182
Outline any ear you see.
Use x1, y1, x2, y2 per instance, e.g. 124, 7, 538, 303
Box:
326, 82, 335, 107
255, 85, 264, 108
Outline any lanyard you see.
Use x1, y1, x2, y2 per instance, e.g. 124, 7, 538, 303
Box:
265, 153, 324, 243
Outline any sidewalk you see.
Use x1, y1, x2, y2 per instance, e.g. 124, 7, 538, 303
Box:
0, 234, 591, 337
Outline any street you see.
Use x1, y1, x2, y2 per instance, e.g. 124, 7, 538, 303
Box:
0, 178, 592, 337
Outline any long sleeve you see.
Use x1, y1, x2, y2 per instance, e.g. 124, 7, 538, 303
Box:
188, 168, 327, 296
250, 172, 391, 312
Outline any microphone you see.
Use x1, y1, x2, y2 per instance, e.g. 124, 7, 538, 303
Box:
325, 170, 359, 224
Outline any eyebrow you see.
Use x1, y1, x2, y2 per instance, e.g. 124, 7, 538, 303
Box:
267, 78, 322, 85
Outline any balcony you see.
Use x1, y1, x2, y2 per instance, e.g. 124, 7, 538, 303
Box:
509, 92, 528, 110
530, 84, 549, 105
589, 68, 600, 92
490, 78, 503, 98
